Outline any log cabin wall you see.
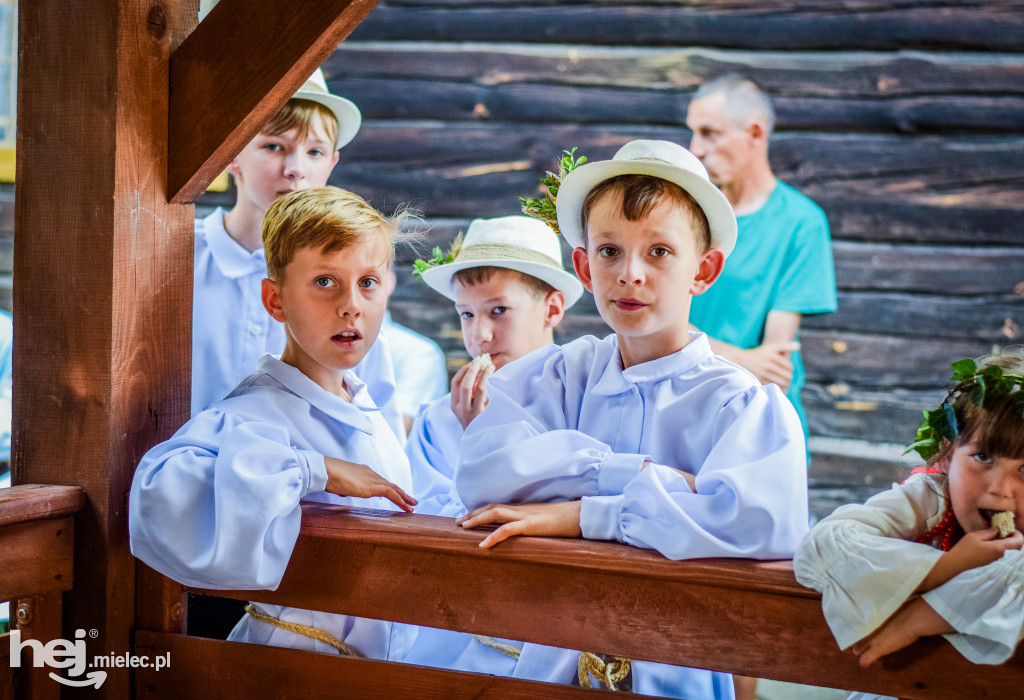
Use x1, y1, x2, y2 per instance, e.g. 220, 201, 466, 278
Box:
194, 0, 1024, 484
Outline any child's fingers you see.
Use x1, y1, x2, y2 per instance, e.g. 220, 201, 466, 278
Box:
458, 504, 518, 529
479, 520, 529, 548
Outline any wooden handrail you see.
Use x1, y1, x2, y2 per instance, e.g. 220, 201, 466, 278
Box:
136, 504, 1022, 699
1, 484, 84, 700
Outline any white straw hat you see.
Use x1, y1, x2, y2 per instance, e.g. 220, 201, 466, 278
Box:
555, 140, 737, 257
420, 216, 584, 307
292, 68, 362, 150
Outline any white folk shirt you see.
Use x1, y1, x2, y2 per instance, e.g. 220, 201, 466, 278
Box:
406, 392, 466, 518
795, 472, 1024, 665
457, 332, 809, 560
192, 208, 404, 442
129, 354, 415, 660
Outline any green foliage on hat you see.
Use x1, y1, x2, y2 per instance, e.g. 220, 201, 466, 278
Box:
412, 233, 463, 280
904, 358, 1024, 461
519, 147, 588, 235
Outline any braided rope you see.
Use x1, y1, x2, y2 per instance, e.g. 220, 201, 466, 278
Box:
244, 604, 358, 656
578, 651, 631, 691
471, 634, 523, 659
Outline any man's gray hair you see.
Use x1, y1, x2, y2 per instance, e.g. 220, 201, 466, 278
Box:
692, 75, 776, 138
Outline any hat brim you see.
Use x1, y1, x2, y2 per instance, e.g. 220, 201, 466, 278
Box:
555, 160, 737, 257
420, 258, 584, 308
291, 89, 362, 150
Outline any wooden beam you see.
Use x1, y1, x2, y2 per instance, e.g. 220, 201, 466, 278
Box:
136, 632, 605, 699
15, 2, 196, 697
167, 0, 381, 203
186, 506, 1024, 699
0, 518, 74, 601
0, 485, 84, 526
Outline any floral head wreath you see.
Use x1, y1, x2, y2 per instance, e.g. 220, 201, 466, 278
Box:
904, 358, 1024, 462
519, 147, 588, 235
412, 232, 463, 280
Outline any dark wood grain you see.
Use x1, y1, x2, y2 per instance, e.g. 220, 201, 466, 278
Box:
0, 485, 84, 527
0, 518, 74, 601
171, 505, 1024, 699
350, 1, 1024, 52
168, 0, 381, 202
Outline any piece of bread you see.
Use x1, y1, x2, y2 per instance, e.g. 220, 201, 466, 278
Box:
992, 511, 1016, 538
472, 353, 492, 369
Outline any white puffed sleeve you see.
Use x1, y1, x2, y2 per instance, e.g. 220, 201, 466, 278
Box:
793, 475, 946, 649
406, 397, 464, 516
457, 346, 649, 510
580, 384, 808, 560
923, 549, 1024, 663
129, 409, 328, 590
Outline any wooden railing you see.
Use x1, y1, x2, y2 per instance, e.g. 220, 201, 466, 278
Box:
0, 485, 84, 700
134, 503, 1024, 699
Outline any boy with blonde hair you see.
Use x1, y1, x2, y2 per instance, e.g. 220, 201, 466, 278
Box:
192, 69, 403, 439
457, 140, 809, 698
131, 187, 417, 659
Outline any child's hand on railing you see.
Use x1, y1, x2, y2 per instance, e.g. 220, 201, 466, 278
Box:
457, 500, 582, 548
851, 597, 955, 668
324, 456, 417, 512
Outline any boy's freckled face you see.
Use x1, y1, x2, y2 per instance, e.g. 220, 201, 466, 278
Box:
947, 442, 1024, 534
453, 270, 553, 370
266, 239, 389, 390
228, 112, 340, 214
574, 195, 718, 367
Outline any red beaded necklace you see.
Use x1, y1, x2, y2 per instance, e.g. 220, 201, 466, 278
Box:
915, 508, 963, 552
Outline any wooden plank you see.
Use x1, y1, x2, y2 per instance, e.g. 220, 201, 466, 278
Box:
801, 330, 997, 388
0, 518, 74, 601
135, 631, 612, 699
0, 486, 84, 527
15, 3, 196, 697
831, 242, 1024, 296
176, 506, 1024, 699
167, 0, 382, 203
336, 125, 1024, 246
135, 564, 186, 635
0, 632, 11, 700
12, 594, 63, 700
803, 292, 1021, 342
350, 0, 1024, 51
326, 45, 1024, 133
804, 384, 942, 445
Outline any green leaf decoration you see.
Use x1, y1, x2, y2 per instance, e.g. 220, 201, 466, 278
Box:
904, 356, 1024, 463
951, 358, 977, 381
411, 233, 464, 280
519, 147, 588, 235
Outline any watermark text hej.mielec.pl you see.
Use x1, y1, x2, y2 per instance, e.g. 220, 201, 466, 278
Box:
9, 628, 170, 689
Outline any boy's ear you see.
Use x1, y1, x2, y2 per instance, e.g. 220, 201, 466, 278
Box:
690, 248, 726, 296
226, 157, 242, 177
262, 277, 287, 323
542, 290, 567, 329
571, 247, 594, 294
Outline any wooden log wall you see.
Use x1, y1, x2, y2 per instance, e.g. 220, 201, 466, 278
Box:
196, 0, 1024, 475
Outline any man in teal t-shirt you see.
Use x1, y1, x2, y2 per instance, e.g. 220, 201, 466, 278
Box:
686, 75, 837, 447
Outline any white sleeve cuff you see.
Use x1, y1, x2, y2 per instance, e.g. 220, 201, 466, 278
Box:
597, 453, 648, 496
299, 449, 329, 496
580, 495, 625, 542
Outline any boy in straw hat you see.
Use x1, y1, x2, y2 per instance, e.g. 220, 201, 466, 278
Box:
191, 68, 403, 439
400, 214, 583, 675
456, 140, 809, 698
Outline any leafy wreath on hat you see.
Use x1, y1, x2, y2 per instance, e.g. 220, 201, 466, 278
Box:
905, 358, 1024, 462
518, 147, 588, 235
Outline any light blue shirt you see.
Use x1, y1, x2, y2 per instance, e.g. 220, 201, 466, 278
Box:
406, 393, 467, 517
688, 181, 837, 437
454, 332, 805, 700
381, 312, 447, 420
0, 309, 12, 463
457, 332, 809, 560
192, 208, 404, 442
129, 354, 414, 660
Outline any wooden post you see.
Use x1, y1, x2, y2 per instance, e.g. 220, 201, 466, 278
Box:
14, 2, 197, 696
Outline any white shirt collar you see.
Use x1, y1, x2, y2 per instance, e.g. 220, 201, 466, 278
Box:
202, 208, 267, 280
257, 354, 380, 434
591, 332, 714, 395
